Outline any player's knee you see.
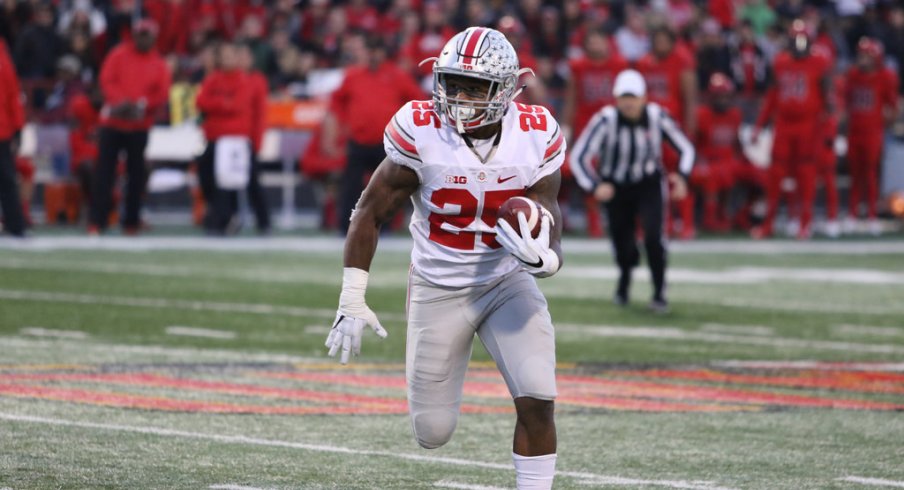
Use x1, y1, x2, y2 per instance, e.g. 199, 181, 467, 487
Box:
411, 410, 458, 449
514, 397, 555, 428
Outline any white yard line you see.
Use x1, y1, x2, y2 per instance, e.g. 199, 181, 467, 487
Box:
209, 485, 271, 490
557, 324, 904, 354
837, 476, 904, 488
19, 327, 88, 340
711, 360, 904, 371
699, 323, 774, 337
0, 289, 406, 323
710, 297, 904, 317
0, 336, 323, 364
2, 235, 904, 255
561, 266, 904, 285
434, 481, 510, 490
165, 326, 237, 340
833, 325, 904, 337
0, 413, 735, 490
5, 257, 904, 287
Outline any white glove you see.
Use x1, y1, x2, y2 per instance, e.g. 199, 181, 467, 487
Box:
325, 268, 388, 364
495, 210, 561, 278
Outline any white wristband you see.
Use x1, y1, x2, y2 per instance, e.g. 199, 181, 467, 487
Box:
340, 267, 369, 308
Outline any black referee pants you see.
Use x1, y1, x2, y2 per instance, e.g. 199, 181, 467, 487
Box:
605, 176, 668, 301
339, 141, 385, 235
0, 139, 26, 236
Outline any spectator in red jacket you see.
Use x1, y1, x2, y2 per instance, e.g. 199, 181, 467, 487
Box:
89, 19, 171, 235
321, 33, 423, 235
0, 38, 26, 237
195, 40, 263, 235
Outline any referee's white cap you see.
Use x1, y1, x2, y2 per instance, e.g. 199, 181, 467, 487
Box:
613, 69, 646, 97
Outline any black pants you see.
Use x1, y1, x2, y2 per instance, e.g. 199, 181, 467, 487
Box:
339, 141, 385, 235
605, 176, 668, 301
197, 140, 270, 233
90, 127, 149, 230
0, 140, 26, 236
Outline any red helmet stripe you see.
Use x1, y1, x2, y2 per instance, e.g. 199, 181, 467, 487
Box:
461, 27, 487, 66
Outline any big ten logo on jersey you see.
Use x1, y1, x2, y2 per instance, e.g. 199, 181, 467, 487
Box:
778, 73, 807, 100
412, 101, 441, 128
515, 103, 547, 132
445, 175, 468, 185
428, 188, 524, 250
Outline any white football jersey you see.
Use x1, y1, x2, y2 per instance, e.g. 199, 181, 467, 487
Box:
384, 100, 566, 288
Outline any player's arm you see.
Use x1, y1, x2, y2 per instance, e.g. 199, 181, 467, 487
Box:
525, 170, 564, 271
326, 158, 419, 364
345, 158, 419, 270
496, 118, 566, 279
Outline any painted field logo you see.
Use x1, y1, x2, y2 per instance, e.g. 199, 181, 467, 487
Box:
0, 363, 901, 414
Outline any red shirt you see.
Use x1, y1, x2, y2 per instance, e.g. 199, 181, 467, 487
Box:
636, 44, 695, 122
68, 93, 100, 166
696, 105, 742, 162
0, 40, 24, 140
99, 42, 171, 131
569, 55, 630, 135
844, 66, 899, 136
247, 71, 268, 152
196, 69, 255, 141
756, 51, 830, 126
329, 61, 424, 145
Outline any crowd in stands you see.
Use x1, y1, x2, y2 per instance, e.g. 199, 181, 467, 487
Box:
1, 0, 902, 238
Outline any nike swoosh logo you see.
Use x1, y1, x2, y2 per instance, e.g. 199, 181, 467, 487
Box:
518, 257, 544, 268
497, 175, 517, 184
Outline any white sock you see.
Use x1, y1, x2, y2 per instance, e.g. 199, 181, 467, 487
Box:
512, 452, 557, 490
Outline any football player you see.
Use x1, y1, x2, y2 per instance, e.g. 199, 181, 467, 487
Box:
751, 20, 832, 239
693, 73, 765, 231
843, 37, 899, 235
325, 27, 565, 490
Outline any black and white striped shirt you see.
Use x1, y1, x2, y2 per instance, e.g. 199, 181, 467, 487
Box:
569, 103, 695, 190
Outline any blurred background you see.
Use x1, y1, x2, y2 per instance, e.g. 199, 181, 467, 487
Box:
3, 0, 904, 238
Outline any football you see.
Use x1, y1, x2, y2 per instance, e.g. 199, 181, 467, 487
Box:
497, 196, 544, 238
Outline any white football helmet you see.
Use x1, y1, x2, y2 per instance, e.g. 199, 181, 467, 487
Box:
421, 27, 533, 134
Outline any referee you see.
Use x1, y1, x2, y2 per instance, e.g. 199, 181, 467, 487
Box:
569, 69, 695, 312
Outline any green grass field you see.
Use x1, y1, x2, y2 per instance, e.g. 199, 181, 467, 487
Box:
1, 235, 903, 489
